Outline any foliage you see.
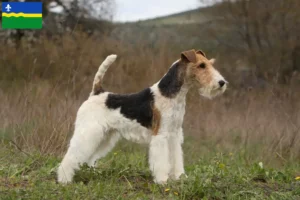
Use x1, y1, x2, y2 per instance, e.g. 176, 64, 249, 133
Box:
1, 143, 299, 200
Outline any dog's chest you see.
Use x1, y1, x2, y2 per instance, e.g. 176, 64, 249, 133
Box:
157, 98, 186, 132
169, 102, 186, 130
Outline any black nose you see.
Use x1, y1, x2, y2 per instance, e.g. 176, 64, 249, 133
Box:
219, 80, 225, 87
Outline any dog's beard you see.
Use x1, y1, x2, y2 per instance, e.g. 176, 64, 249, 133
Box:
198, 85, 226, 99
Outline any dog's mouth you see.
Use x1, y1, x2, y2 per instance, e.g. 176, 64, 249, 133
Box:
198, 85, 226, 99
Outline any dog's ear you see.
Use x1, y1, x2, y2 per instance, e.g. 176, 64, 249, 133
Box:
209, 58, 216, 64
181, 49, 197, 63
195, 50, 206, 58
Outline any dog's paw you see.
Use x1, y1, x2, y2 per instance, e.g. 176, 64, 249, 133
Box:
170, 173, 188, 181
181, 173, 188, 179
154, 179, 168, 185
153, 175, 169, 185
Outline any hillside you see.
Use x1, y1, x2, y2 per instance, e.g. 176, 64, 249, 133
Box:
122, 3, 225, 25
139, 8, 213, 25
111, 3, 246, 87
112, 3, 235, 53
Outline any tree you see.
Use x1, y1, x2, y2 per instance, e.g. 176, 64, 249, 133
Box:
0, 0, 115, 47
200, 0, 300, 84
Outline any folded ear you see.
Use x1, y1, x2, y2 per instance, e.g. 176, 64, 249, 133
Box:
196, 50, 206, 58
181, 49, 197, 63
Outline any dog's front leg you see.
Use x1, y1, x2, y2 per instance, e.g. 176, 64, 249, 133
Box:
169, 128, 186, 180
149, 134, 170, 184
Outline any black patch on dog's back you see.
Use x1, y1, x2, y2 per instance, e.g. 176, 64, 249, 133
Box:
105, 88, 154, 128
158, 61, 185, 98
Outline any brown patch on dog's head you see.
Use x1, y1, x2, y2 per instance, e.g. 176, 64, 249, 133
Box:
151, 105, 161, 135
181, 49, 197, 63
180, 49, 217, 88
159, 49, 226, 99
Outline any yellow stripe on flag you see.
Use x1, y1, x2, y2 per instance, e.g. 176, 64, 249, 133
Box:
2, 13, 42, 18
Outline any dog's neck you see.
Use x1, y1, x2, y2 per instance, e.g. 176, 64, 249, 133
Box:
157, 60, 190, 101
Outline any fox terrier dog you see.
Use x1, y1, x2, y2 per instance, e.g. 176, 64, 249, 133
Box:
57, 49, 227, 184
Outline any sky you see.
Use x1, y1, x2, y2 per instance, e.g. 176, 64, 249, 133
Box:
114, 0, 202, 22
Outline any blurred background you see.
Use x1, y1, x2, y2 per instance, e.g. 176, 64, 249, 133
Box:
0, 0, 299, 165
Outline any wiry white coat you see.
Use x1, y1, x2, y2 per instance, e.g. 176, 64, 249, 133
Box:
57, 54, 226, 184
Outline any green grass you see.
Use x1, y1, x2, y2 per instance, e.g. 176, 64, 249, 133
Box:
1, 140, 299, 200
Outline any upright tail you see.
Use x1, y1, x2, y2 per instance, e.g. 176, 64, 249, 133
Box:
90, 54, 117, 96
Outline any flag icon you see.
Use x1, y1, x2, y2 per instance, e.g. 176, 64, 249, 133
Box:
2, 2, 43, 29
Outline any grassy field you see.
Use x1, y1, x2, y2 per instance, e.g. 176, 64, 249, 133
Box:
1, 139, 300, 200
0, 24, 300, 199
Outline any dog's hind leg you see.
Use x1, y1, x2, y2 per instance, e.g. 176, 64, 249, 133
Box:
87, 131, 120, 167
57, 124, 107, 184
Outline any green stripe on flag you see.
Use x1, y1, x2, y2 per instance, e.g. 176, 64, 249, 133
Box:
2, 17, 42, 29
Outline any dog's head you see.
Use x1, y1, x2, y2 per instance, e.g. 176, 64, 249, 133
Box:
180, 49, 227, 99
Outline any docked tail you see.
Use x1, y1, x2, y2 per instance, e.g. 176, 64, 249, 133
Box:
90, 54, 117, 96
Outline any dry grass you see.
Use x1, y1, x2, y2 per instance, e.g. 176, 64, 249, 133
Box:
0, 31, 299, 166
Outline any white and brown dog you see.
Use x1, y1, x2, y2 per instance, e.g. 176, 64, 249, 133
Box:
57, 49, 227, 184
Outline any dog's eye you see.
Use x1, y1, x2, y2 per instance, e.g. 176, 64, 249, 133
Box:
198, 63, 206, 69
